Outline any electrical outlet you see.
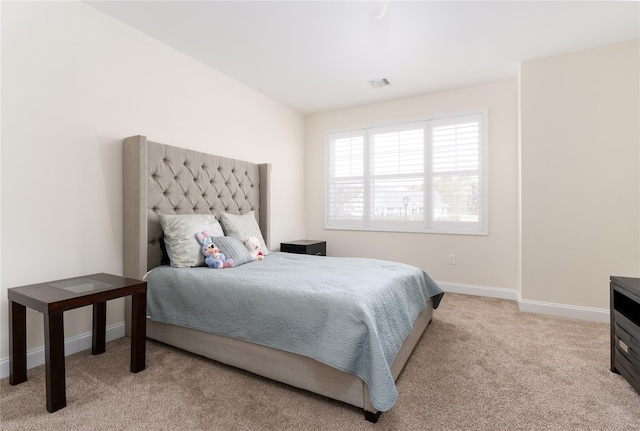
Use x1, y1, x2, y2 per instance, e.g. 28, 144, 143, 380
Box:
448, 254, 456, 265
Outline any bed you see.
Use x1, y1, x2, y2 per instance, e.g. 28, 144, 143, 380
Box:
122, 135, 443, 422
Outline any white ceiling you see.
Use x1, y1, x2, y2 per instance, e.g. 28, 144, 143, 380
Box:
87, 1, 639, 115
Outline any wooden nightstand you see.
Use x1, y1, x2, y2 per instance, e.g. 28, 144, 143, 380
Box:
280, 240, 326, 256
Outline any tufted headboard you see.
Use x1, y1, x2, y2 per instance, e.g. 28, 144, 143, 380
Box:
123, 135, 271, 281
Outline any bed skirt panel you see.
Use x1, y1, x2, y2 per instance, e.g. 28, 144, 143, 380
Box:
144, 298, 433, 412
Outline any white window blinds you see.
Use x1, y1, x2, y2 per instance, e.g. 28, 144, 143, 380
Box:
369, 122, 425, 227
431, 114, 482, 227
327, 131, 364, 224
326, 111, 487, 235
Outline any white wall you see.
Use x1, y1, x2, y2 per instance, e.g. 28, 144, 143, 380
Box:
520, 40, 639, 309
305, 80, 520, 293
0, 1, 305, 366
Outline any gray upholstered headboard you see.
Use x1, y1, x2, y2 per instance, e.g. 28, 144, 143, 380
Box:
123, 135, 271, 281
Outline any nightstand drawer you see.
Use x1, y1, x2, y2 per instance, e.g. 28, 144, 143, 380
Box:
280, 240, 326, 256
614, 312, 640, 370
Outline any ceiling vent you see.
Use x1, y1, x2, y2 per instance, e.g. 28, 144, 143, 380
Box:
369, 78, 390, 88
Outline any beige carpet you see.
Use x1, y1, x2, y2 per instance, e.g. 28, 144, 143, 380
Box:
1, 293, 639, 430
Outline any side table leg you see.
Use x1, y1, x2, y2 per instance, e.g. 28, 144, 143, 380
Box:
44, 312, 66, 413
9, 301, 27, 385
130, 291, 146, 373
92, 302, 106, 355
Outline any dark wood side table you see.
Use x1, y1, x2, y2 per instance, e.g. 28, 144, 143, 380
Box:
280, 240, 326, 256
8, 273, 147, 413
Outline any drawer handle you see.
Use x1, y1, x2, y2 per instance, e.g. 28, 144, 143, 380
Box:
619, 339, 629, 354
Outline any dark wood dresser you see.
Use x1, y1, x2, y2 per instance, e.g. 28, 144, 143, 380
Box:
610, 276, 640, 394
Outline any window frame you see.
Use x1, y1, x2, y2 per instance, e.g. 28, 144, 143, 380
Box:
324, 110, 488, 235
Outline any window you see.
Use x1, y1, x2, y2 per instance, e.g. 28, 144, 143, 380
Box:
325, 111, 487, 235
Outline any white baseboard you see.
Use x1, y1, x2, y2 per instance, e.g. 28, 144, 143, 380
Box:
518, 299, 610, 323
438, 281, 609, 323
0, 321, 126, 380
437, 281, 521, 301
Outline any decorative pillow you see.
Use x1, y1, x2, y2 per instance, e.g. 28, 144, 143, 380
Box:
159, 213, 224, 267
219, 211, 269, 255
214, 236, 255, 267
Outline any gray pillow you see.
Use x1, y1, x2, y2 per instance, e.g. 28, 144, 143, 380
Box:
159, 213, 224, 267
219, 211, 269, 255
213, 236, 255, 266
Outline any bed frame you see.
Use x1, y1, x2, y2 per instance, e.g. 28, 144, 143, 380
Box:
122, 135, 434, 422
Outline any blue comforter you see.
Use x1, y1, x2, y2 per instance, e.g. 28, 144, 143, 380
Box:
145, 252, 443, 411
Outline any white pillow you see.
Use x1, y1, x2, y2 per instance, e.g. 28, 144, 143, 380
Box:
219, 211, 269, 255
159, 213, 224, 267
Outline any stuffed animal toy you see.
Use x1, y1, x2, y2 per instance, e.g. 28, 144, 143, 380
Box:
244, 237, 264, 261
195, 231, 234, 268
